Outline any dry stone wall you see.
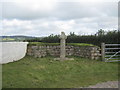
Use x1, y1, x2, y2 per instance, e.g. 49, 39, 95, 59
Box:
74, 46, 100, 59
27, 45, 101, 60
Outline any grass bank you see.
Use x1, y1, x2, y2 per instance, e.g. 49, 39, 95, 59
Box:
2, 56, 119, 88
28, 42, 96, 47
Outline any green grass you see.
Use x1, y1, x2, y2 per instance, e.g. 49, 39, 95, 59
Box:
28, 42, 96, 47
66, 43, 95, 47
29, 42, 60, 46
2, 56, 119, 88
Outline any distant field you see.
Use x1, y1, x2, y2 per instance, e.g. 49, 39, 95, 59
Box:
2, 56, 119, 88
0, 36, 36, 42
1, 38, 22, 42
2, 38, 15, 41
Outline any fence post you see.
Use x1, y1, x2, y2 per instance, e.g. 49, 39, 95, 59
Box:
101, 43, 105, 61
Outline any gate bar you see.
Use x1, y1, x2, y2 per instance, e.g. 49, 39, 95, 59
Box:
105, 52, 118, 54
105, 44, 120, 46
105, 48, 120, 50
105, 55, 120, 57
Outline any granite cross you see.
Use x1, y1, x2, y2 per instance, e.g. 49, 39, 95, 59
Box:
60, 32, 67, 60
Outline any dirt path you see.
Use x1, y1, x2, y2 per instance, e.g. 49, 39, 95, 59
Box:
87, 81, 119, 88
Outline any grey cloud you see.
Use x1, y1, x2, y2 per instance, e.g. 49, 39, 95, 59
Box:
1, 2, 118, 20
54, 2, 102, 20
1, 1, 118, 36
56, 2, 117, 20
2, 18, 117, 36
2, 2, 53, 20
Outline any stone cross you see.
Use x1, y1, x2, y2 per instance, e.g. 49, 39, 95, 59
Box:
60, 32, 67, 60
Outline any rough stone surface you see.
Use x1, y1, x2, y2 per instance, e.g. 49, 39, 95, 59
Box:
27, 45, 101, 60
60, 32, 67, 60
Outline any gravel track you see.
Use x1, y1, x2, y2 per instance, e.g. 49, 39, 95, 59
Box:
87, 81, 119, 88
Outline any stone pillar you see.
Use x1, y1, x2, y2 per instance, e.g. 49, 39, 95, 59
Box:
60, 32, 67, 60
54, 32, 74, 61
101, 43, 105, 61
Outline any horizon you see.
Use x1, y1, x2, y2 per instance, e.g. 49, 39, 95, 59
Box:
0, 28, 119, 38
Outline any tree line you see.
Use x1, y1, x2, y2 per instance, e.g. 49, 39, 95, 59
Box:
25, 29, 120, 46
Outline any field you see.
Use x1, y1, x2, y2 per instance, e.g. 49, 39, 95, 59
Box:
2, 56, 119, 88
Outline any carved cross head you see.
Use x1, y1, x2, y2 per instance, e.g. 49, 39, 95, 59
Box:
60, 32, 67, 39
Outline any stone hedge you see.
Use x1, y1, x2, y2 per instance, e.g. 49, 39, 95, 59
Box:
27, 45, 101, 60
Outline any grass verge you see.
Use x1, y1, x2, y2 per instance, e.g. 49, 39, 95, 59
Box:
2, 56, 119, 88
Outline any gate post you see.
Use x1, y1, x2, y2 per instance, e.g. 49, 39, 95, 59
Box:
101, 43, 105, 61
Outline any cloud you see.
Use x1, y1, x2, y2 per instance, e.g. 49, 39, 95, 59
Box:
2, 15, 117, 36
1, 1, 118, 20
1, 1, 118, 36
2, 2, 55, 20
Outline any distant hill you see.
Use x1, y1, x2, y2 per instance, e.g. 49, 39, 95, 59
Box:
0, 35, 36, 38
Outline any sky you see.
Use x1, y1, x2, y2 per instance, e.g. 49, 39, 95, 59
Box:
0, 0, 119, 37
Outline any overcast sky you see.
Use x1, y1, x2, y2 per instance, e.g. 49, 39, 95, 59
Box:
0, 0, 119, 37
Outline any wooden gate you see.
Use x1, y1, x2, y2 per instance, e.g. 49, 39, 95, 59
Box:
101, 43, 120, 62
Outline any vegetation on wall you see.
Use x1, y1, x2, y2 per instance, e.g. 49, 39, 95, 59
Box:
28, 42, 95, 47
